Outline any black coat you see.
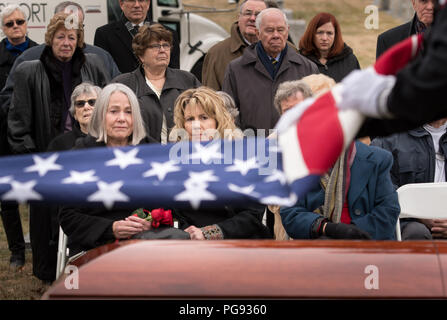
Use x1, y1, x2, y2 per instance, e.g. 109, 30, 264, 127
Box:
112, 66, 200, 142
301, 44, 360, 82
7, 47, 110, 154
174, 204, 272, 239
376, 14, 418, 59
0, 37, 38, 156
94, 17, 180, 73
47, 121, 86, 152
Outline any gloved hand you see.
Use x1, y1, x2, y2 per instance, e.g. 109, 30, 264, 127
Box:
339, 67, 396, 119
324, 221, 372, 240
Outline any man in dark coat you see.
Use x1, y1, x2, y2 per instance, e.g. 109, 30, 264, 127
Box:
223, 8, 318, 132
202, 0, 267, 91
94, 0, 180, 73
376, 0, 436, 58
0, 4, 37, 269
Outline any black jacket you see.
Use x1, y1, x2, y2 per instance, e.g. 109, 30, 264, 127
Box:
0, 37, 38, 156
112, 66, 200, 142
47, 121, 86, 152
371, 127, 447, 188
94, 17, 180, 73
7, 47, 110, 154
376, 14, 418, 59
301, 44, 360, 82
174, 204, 273, 239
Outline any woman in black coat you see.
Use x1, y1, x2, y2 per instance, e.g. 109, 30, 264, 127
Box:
299, 12, 360, 82
112, 23, 200, 144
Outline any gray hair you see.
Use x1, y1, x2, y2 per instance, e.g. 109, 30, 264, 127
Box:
88, 83, 147, 146
54, 1, 84, 15
69, 82, 102, 117
217, 91, 240, 120
0, 4, 27, 27
274, 80, 313, 114
255, 7, 288, 30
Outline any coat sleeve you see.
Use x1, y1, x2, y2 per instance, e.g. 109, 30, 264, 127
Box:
58, 205, 116, 250
350, 149, 400, 240
202, 49, 221, 91
222, 63, 240, 117
216, 205, 272, 239
280, 189, 325, 239
7, 63, 37, 154
376, 33, 387, 59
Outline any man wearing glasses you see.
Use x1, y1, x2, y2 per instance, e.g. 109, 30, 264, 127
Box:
202, 0, 267, 91
94, 0, 180, 73
0, 4, 37, 270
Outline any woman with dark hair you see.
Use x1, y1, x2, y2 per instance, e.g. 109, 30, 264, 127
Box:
299, 12, 360, 82
112, 23, 200, 144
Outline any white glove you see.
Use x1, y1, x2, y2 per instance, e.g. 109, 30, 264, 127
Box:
340, 67, 396, 119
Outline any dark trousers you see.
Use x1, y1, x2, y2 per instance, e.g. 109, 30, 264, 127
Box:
0, 201, 25, 256
29, 203, 59, 281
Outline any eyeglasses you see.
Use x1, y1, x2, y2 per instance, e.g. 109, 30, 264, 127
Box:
3, 19, 26, 28
241, 10, 262, 18
74, 99, 96, 107
147, 43, 172, 51
123, 0, 149, 4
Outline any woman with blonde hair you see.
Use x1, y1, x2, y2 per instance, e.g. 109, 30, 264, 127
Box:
170, 86, 242, 142
169, 86, 271, 240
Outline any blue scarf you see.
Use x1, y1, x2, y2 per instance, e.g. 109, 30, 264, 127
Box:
256, 42, 287, 79
5, 37, 30, 57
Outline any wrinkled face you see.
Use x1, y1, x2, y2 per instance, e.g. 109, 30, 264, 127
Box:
51, 27, 77, 62
105, 91, 134, 145
184, 104, 217, 141
314, 22, 335, 55
2, 9, 27, 44
140, 40, 171, 70
73, 92, 97, 131
256, 11, 289, 57
412, 0, 435, 26
119, 0, 150, 24
280, 91, 305, 114
238, 0, 266, 40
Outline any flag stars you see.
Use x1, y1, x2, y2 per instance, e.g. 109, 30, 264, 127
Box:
62, 170, 99, 184
190, 142, 223, 164
87, 181, 129, 209
142, 160, 181, 181
105, 148, 144, 170
24, 154, 63, 177
1, 180, 42, 203
225, 157, 259, 176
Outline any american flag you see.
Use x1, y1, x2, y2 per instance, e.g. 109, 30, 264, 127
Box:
0, 34, 424, 210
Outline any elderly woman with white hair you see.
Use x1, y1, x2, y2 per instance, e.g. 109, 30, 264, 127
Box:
59, 83, 164, 256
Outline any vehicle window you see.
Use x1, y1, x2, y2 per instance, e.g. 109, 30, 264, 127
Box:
107, 0, 154, 23
158, 0, 179, 8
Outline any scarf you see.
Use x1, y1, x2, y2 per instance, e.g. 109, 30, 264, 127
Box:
5, 38, 30, 57
314, 142, 356, 223
256, 42, 286, 79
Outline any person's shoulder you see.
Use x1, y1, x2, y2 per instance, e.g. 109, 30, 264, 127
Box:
18, 44, 45, 60
359, 141, 393, 163
378, 20, 412, 40
207, 36, 232, 55
95, 21, 121, 33
15, 59, 42, 72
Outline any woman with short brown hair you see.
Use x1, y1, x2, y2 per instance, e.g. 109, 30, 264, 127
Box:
113, 23, 200, 144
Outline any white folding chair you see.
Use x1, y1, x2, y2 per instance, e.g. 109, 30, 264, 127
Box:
56, 226, 68, 280
396, 182, 447, 241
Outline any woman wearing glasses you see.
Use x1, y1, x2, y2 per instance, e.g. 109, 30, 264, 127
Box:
7, 12, 109, 283
47, 83, 102, 151
112, 23, 200, 144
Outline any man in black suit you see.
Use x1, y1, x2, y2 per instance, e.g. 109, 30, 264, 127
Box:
376, 0, 435, 58
94, 0, 180, 73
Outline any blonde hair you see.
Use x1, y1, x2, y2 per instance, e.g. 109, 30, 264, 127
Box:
88, 83, 146, 146
301, 74, 336, 96
171, 87, 242, 141
45, 12, 84, 48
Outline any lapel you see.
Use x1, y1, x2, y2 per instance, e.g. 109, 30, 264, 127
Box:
348, 142, 375, 204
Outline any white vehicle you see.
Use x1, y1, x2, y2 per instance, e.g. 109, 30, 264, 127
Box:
0, 0, 237, 80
